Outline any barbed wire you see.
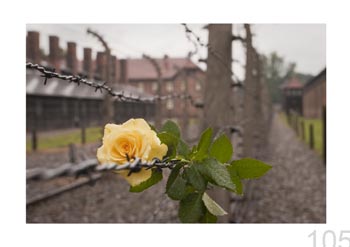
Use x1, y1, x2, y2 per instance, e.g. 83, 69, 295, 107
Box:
181, 24, 273, 109
26, 62, 203, 108
27, 157, 177, 182
182, 23, 243, 87
184, 28, 201, 60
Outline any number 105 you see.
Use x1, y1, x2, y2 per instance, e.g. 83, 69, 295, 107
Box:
308, 230, 350, 247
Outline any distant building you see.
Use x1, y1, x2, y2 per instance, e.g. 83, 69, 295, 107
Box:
26, 31, 204, 136
26, 31, 154, 131
119, 56, 205, 136
26, 71, 154, 131
280, 76, 304, 115
302, 68, 326, 119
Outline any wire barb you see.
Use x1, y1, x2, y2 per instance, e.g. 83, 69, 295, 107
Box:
26, 157, 176, 182
182, 23, 243, 86
26, 62, 203, 108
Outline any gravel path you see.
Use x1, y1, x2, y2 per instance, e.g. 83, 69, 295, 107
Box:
234, 114, 326, 223
26, 143, 179, 223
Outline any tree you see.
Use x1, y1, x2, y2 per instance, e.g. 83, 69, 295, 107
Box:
261, 52, 298, 103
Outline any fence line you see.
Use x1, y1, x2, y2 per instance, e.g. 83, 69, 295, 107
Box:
27, 174, 102, 205
26, 62, 203, 108
182, 23, 243, 86
182, 24, 273, 109
27, 157, 176, 182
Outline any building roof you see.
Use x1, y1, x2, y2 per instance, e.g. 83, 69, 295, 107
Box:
38, 56, 202, 82
303, 68, 326, 90
280, 76, 304, 90
127, 57, 201, 81
26, 70, 153, 100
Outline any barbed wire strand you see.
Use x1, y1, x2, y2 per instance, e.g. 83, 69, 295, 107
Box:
182, 23, 243, 86
181, 24, 272, 112
26, 62, 203, 108
27, 157, 177, 182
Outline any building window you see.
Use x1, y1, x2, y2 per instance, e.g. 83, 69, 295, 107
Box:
166, 99, 174, 110
195, 81, 202, 91
62, 100, 68, 116
152, 82, 158, 92
138, 83, 144, 92
180, 81, 186, 91
166, 82, 174, 92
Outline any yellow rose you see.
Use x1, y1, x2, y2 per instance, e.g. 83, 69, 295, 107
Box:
97, 118, 168, 186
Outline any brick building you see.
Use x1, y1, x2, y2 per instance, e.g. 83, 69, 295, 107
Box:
302, 68, 326, 119
281, 76, 304, 115
118, 56, 205, 138
26, 31, 154, 131
26, 31, 204, 137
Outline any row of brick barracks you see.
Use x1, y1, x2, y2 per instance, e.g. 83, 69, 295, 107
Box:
281, 68, 326, 119
26, 31, 205, 138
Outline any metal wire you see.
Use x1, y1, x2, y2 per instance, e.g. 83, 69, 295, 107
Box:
182, 23, 243, 87
182, 23, 274, 111
26, 62, 203, 108
26, 157, 177, 182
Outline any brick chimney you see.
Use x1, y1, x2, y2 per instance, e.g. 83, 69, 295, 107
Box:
119, 59, 128, 83
83, 48, 93, 79
26, 31, 40, 63
96, 52, 106, 80
163, 54, 169, 70
110, 55, 117, 84
49, 35, 60, 71
66, 42, 77, 74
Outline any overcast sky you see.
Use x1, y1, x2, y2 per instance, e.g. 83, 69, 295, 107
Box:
27, 24, 326, 79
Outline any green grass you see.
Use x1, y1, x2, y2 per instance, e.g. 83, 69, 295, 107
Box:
301, 118, 323, 156
26, 127, 102, 152
280, 112, 324, 156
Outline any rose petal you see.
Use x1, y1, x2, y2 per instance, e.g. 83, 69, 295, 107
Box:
122, 118, 151, 132
118, 168, 152, 186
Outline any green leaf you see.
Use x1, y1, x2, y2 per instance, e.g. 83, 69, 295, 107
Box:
166, 163, 182, 191
185, 185, 196, 195
209, 134, 233, 163
200, 209, 217, 223
197, 158, 236, 191
177, 139, 190, 158
167, 174, 187, 200
202, 192, 227, 216
188, 144, 197, 159
230, 158, 272, 179
166, 164, 187, 200
226, 165, 243, 195
129, 169, 163, 192
179, 192, 205, 223
184, 165, 206, 191
197, 127, 213, 152
161, 120, 181, 138
157, 132, 179, 158
193, 128, 213, 161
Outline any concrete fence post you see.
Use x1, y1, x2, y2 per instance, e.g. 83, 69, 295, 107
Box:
322, 106, 326, 164
309, 123, 314, 149
301, 120, 305, 141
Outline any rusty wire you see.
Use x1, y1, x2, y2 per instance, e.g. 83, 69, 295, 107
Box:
26, 62, 203, 108
27, 157, 176, 182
